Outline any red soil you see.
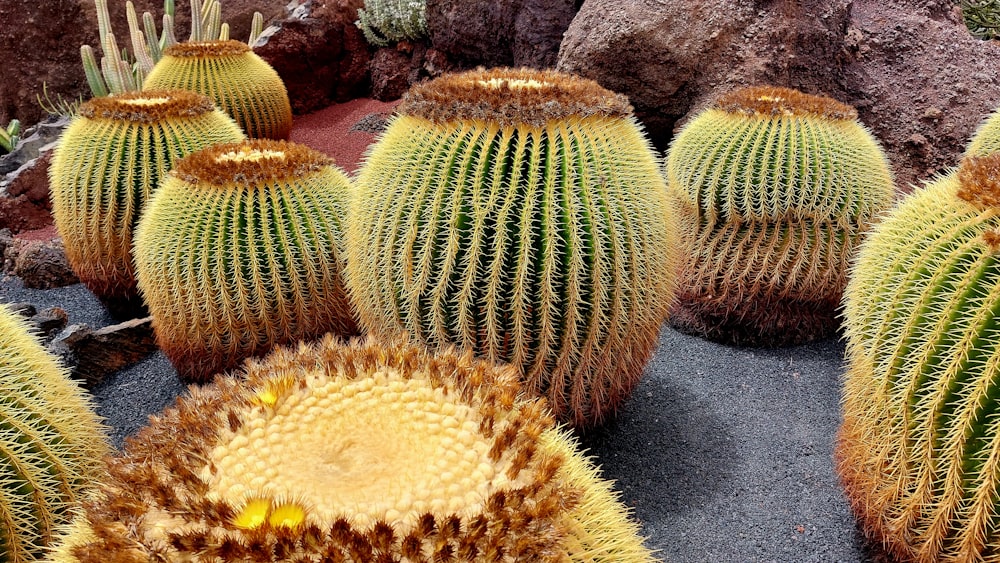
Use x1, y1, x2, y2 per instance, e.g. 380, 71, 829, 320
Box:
289, 98, 400, 175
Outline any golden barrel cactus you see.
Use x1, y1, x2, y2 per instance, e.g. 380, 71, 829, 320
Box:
49, 89, 245, 317
143, 40, 293, 140
666, 85, 895, 347
838, 154, 1000, 561
0, 305, 109, 562
48, 335, 657, 562
966, 106, 1000, 157
346, 67, 680, 428
133, 140, 358, 383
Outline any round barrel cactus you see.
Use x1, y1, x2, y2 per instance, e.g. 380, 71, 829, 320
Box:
346, 67, 680, 428
839, 154, 1000, 561
49, 89, 245, 318
0, 304, 109, 562
666, 85, 895, 347
48, 335, 656, 562
966, 106, 1000, 157
133, 139, 358, 383
143, 40, 293, 140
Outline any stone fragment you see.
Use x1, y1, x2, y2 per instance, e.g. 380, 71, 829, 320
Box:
4, 237, 78, 289
48, 317, 157, 388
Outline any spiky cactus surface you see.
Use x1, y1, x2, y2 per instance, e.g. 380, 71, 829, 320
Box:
48, 335, 657, 562
838, 154, 1000, 561
143, 40, 293, 140
356, 0, 428, 47
346, 68, 680, 428
49, 89, 245, 318
0, 305, 109, 563
665, 85, 895, 347
133, 139, 358, 383
966, 106, 1000, 157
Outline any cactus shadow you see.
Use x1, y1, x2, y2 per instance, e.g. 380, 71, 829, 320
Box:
574, 375, 737, 522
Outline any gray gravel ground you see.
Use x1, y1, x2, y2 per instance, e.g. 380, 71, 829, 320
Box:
1, 275, 875, 562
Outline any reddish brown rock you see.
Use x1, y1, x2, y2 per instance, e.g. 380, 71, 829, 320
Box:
369, 41, 451, 101
558, 0, 1000, 188
3, 236, 78, 289
426, 0, 577, 69
255, 0, 372, 114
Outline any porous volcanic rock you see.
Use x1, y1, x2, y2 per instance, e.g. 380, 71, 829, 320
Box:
426, 0, 577, 69
49, 317, 157, 388
558, 0, 1000, 188
2, 233, 78, 289
0, 152, 53, 234
255, 0, 372, 114
369, 41, 451, 101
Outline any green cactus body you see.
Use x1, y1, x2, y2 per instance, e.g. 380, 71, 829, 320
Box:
133, 140, 358, 383
666, 86, 895, 346
49, 89, 245, 318
346, 68, 680, 428
0, 305, 109, 563
356, 0, 428, 47
49, 335, 657, 562
966, 107, 1000, 157
838, 154, 1000, 561
143, 40, 293, 140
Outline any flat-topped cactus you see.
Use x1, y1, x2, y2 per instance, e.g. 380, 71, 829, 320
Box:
0, 304, 109, 563
133, 139, 358, 383
665, 85, 895, 346
839, 153, 1000, 561
346, 67, 680, 428
143, 40, 293, 139
48, 335, 657, 562
49, 89, 245, 318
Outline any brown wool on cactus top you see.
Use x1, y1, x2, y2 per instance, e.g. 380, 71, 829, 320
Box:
77, 89, 216, 123
714, 86, 858, 121
398, 67, 634, 127
163, 39, 252, 58
171, 140, 334, 187
957, 153, 1000, 209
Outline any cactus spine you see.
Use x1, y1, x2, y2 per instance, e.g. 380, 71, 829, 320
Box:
966, 106, 1000, 157
48, 335, 656, 562
49, 89, 245, 317
346, 68, 680, 428
355, 0, 429, 47
838, 154, 1000, 561
133, 140, 358, 383
143, 39, 293, 140
0, 305, 109, 563
666, 85, 895, 346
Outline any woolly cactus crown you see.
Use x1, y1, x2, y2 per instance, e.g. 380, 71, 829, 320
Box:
712, 85, 858, 120
170, 138, 333, 186
50, 336, 655, 562
77, 88, 217, 122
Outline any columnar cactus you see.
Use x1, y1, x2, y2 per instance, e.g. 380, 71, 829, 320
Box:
133, 139, 358, 383
665, 85, 895, 347
838, 153, 1000, 561
49, 89, 245, 317
48, 335, 657, 562
346, 67, 680, 428
0, 305, 109, 563
143, 39, 293, 139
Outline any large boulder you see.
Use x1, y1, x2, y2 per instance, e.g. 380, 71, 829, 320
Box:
427, 0, 577, 69
558, 0, 1000, 188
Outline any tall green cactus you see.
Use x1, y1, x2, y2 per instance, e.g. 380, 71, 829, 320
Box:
839, 153, 1000, 561
0, 304, 109, 563
665, 85, 895, 347
49, 89, 245, 318
142, 39, 293, 139
133, 140, 358, 383
346, 67, 680, 428
48, 335, 656, 562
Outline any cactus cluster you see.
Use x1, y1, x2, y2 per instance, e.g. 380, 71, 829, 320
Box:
49, 89, 245, 317
346, 67, 680, 428
48, 336, 655, 562
839, 153, 1000, 561
0, 305, 110, 563
355, 0, 429, 47
0, 118, 19, 154
665, 85, 895, 346
134, 139, 357, 382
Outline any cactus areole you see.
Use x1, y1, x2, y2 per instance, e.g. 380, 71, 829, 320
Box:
839, 153, 1000, 561
49, 336, 656, 562
346, 68, 680, 428
666, 85, 894, 347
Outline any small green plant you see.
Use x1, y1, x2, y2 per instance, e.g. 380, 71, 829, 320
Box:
0, 118, 20, 154
356, 0, 428, 47
962, 0, 1000, 39
82, 0, 265, 96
